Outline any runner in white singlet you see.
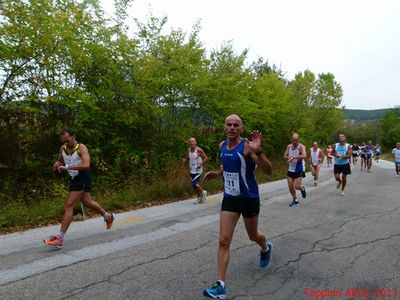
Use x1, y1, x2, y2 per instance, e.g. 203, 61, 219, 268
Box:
43, 129, 115, 248
309, 142, 324, 186
182, 137, 208, 204
284, 133, 307, 207
392, 142, 400, 177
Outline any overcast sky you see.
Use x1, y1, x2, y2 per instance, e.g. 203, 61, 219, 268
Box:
101, 0, 400, 110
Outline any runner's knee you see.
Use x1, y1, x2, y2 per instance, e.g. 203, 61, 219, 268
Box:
219, 235, 232, 248
63, 203, 74, 211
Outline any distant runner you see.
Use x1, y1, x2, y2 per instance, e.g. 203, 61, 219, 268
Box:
182, 137, 208, 204
392, 142, 400, 177
351, 143, 360, 166
374, 143, 381, 162
284, 133, 307, 207
202, 114, 273, 299
309, 142, 324, 186
333, 133, 352, 196
44, 129, 115, 248
365, 141, 374, 172
326, 145, 333, 167
360, 142, 367, 171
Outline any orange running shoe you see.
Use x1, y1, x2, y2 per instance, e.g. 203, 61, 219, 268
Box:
43, 235, 63, 248
105, 213, 115, 229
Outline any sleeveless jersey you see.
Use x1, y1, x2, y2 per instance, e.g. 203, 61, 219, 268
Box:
352, 145, 360, 156
220, 139, 259, 198
334, 143, 350, 165
365, 145, 374, 155
310, 148, 321, 166
288, 144, 305, 173
188, 147, 203, 174
326, 147, 333, 157
62, 143, 81, 179
393, 148, 400, 162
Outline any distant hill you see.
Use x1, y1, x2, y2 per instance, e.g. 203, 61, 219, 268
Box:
343, 109, 391, 122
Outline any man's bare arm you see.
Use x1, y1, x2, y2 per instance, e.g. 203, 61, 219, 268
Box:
53, 146, 64, 170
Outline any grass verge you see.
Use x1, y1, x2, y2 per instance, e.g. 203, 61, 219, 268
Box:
0, 159, 288, 234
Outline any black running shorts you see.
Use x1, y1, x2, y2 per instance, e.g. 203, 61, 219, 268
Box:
221, 197, 260, 218
334, 163, 351, 175
287, 171, 306, 179
70, 171, 91, 192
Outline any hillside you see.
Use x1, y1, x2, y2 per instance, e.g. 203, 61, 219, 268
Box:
343, 108, 391, 122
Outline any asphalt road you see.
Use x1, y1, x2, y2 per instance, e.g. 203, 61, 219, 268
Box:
1, 159, 399, 300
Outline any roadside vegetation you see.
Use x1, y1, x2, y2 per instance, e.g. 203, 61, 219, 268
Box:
5, 1, 397, 232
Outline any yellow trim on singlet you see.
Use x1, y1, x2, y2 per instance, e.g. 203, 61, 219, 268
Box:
63, 143, 80, 156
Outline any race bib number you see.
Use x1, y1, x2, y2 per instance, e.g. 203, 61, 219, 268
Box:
223, 171, 240, 196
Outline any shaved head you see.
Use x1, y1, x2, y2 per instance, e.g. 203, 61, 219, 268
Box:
224, 114, 243, 140
225, 114, 242, 126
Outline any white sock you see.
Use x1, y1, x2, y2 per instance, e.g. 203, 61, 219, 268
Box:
103, 213, 109, 220
262, 242, 269, 252
217, 280, 225, 288
58, 232, 65, 240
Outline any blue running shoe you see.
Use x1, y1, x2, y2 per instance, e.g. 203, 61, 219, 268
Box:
301, 186, 307, 199
203, 281, 226, 299
289, 199, 299, 207
259, 241, 273, 268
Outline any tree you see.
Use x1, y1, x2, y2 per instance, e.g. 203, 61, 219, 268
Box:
380, 109, 400, 147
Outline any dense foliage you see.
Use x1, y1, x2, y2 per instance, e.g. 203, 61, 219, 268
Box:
343, 108, 400, 149
0, 0, 345, 204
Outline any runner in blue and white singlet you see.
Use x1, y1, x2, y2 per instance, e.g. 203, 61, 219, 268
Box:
220, 138, 259, 198
202, 114, 273, 300
365, 141, 374, 172
287, 145, 306, 174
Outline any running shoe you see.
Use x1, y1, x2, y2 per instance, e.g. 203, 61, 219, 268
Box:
289, 199, 299, 207
203, 281, 226, 299
200, 190, 208, 203
194, 197, 201, 204
259, 241, 273, 268
43, 235, 63, 248
340, 190, 345, 196
105, 212, 115, 229
336, 182, 341, 189
301, 186, 307, 198
314, 181, 317, 187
